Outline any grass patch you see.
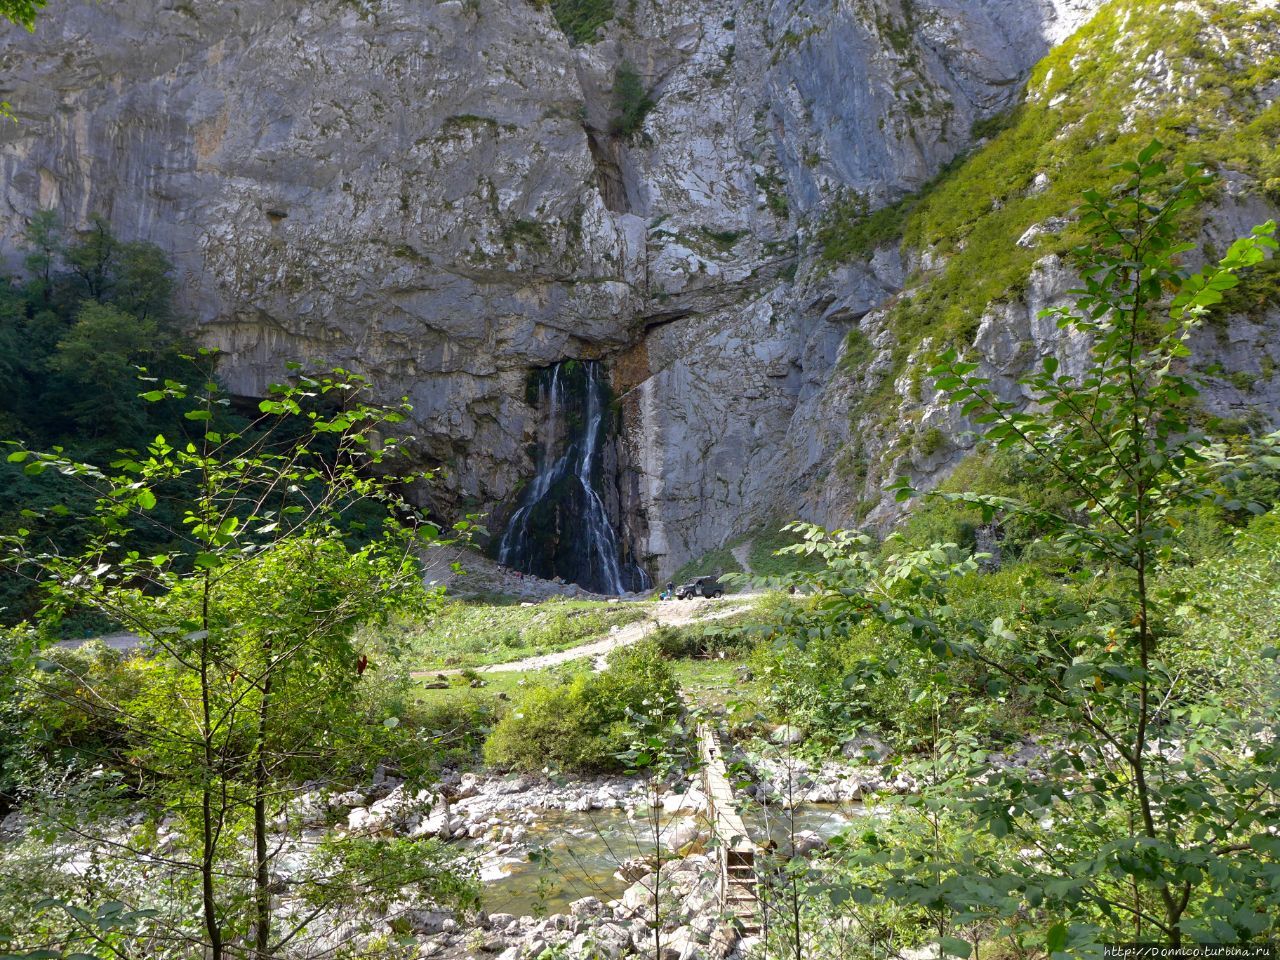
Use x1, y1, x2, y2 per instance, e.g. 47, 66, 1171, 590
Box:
413, 668, 559, 702
699, 226, 747, 251
837, 328, 876, 374
754, 169, 789, 219
670, 659, 747, 712
379, 598, 651, 671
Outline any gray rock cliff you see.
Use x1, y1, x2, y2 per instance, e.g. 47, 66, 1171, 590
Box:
7, 0, 1271, 585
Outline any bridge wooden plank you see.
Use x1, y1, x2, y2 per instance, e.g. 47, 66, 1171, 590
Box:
696, 722, 761, 936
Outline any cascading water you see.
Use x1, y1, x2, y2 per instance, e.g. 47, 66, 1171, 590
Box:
496, 360, 650, 595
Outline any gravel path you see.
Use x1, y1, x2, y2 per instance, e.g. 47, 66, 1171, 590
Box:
412, 596, 757, 678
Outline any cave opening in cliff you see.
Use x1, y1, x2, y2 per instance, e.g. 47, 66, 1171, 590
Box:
494, 359, 650, 595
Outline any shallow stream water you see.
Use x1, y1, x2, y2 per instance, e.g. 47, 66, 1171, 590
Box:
475, 802, 864, 916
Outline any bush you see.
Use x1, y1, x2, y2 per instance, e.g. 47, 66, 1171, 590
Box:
483, 643, 678, 772
547, 0, 613, 45
409, 693, 497, 766
610, 62, 654, 139
750, 568, 1035, 749
15, 641, 147, 777
650, 619, 756, 660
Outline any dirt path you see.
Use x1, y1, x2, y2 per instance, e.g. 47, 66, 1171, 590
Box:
412, 596, 757, 678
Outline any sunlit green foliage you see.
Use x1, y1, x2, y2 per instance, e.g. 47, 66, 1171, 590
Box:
483, 641, 679, 772
1, 367, 475, 959
0, 0, 46, 31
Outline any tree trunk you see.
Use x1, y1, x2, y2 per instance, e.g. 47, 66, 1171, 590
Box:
199, 583, 224, 960
253, 636, 275, 959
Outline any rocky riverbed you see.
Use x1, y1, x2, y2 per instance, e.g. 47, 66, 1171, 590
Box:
1, 743, 933, 959
290, 750, 908, 959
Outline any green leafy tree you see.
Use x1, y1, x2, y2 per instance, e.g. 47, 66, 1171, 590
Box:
0, 212, 204, 622
49, 300, 162, 437
0, 0, 47, 30
778, 145, 1280, 953
113, 240, 174, 322
3, 364, 474, 959
22, 209, 60, 302
62, 214, 118, 302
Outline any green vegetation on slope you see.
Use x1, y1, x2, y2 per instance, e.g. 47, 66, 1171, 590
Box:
819, 0, 1280, 410
739, 160, 1280, 953
816, 189, 920, 264
542, 0, 613, 45
746, 526, 827, 578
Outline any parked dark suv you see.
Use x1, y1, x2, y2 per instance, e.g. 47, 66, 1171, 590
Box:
675, 575, 724, 600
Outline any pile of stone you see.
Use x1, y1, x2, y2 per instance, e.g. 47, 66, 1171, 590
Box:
401, 858, 735, 960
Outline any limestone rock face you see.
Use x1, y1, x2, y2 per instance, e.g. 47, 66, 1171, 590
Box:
11, 0, 1269, 583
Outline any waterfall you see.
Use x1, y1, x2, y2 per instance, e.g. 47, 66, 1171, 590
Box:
496, 360, 650, 595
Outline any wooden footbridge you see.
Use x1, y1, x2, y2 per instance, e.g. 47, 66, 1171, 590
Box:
696, 722, 761, 939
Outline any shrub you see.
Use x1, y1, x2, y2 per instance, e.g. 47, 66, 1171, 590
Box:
483, 643, 678, 772
16, 641, 147, 775
650, 621, 752, 660
749, 570, 1032, 749
610, 62, 654, 139
915, 426, 946, 457
546, 0, 613, 46
816, 191, 916, 263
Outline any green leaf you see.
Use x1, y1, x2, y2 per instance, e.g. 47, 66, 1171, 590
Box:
940, 936, 972, 958
136, 489, 157, 510
1045, 921, 1068, 953
6, 450, 28, 463
184, 409, 212, 421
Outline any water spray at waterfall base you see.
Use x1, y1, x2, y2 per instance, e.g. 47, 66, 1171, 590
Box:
496, 360, 650, 595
